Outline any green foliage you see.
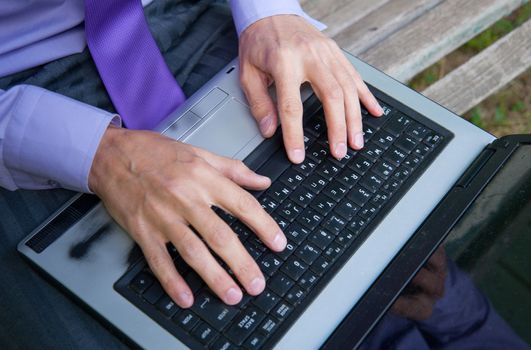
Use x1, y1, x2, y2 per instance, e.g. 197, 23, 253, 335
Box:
469, 108, 484, 128
511, 101, 526, 113
494, 105, 508, 125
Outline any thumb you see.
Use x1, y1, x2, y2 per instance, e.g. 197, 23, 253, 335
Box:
240, 67, 278, 137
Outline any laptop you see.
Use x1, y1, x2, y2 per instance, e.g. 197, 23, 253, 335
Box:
17, 50, 525, 349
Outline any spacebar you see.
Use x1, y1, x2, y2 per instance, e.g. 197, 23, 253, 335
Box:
256, 149, 292, 183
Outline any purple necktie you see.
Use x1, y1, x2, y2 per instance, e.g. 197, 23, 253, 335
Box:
84, 0, 185, 130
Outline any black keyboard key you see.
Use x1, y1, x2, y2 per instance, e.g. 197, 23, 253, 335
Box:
293, 157, 318, 176
307, 142, 329, 161
185, 271, 205, 293
305, 117, 326, 136
272, 213, 289, 230
371, 191, 390, 208
362, 124, 376, 140
364, 114, 388, 129
373, 130, 396, 150
303, 173, 328, 193
348, 186, 371, 206
321, 215, 347, 235
395, 135, 418, 153
130, 271, 153, 294
335, 230, 356, 247
358, 203, 379, 221
382, 178, 401, 195
349, 156, 372, 175
413, 144, 431, 158
217, 210, 236, 225
259, 317, 279, 336
384, 113, 411, 136
259, 196, 279, 213
281, 256, 308, 281
143, 281, 164, 304
225, 307, 265, 345
244, 333, 266, 350
285, 285, 306, 305
266, 182, 292, 202
347, 216, 368, 235
334, 198, 359, 221
323, 242, 344, 262
337, 168, 361, 188
295, 242, 321, 265
310, 193, 336, 216
379, 102, 394, 117
359, 142, 384, 161
279, 169, 304, 189
253, 289, 280, 313
156, 295, 179, 318
192, 291, 239, 331
402, 155, 421, 171
290, 187, 315, 207
311, 256, 331, 276
297, 208, 323, 231
271, 301, 292, 321
258, 254, 283, 276
275, 241, 296, 260
269, 273, 294, 297
232, 223, 251, 242
384, 147, 407, 166
192, 322, 218, 345
298, 270, 319, 291
424, 132, 442, 147
286, 223, 311, 245
372, 160, 395, 180
210, 337, 236, 350
277, 200, 303, 222
322, 180, 348, 200
360, 173, 384, 193
392, 167, 412, 183
316, 160, 341, 180
406, 123, 430, 140
244, 242, 263, 260
309, 229, 334, 250
174, 310, 199, 331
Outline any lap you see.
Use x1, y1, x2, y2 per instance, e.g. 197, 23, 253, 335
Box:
0, 1, 237, 348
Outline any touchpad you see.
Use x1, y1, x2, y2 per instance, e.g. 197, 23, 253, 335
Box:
183, 99, 261, 158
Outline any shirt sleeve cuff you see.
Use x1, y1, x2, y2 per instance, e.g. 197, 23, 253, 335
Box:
2, 85, 120, 192
229, 0, 327, 37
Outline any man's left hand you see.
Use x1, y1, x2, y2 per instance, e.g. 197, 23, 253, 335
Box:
238, 15, 383, 163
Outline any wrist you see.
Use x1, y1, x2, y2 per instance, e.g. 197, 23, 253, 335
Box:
88, 125, 123, 194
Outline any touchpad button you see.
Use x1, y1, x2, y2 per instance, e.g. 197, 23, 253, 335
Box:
183, 99, 260, 158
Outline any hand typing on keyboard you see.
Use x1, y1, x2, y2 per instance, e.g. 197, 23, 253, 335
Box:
238, 15, 384, 163
89, 127, 286, 308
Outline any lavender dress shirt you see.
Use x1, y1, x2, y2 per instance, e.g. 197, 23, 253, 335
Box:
0, 0, 324, 192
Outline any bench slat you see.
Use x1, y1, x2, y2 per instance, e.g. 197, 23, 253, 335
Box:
359, 0, 526, 81
423, 19, 531, 115
334, 0, 442, 55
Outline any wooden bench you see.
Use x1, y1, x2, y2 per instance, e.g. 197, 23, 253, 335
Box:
301, 0, 531, 115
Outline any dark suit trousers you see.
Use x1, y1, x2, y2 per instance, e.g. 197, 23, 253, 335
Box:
0, 1, 237, 348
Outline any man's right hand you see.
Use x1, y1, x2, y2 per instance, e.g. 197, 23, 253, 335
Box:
89, 127, 286, 308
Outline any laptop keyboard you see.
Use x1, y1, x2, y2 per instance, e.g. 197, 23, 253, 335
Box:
116, 97, 446, 349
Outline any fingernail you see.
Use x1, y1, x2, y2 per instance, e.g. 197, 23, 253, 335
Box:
272, 232, 287, 251
179, 291, 193, 307
249, 277, 266, 295
291, 148, 305, 163
374, 102, 384, 116
354, 132, 364, 149
259, 116, 273, 135
225, 287, 242, 305
335, 142, 347, 159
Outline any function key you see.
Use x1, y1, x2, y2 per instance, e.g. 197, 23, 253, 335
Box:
402, 155, 421, 171
395, 135, 418, 153
392, 167, 412, 183
358, 203, 379, 221
413, 144, 431, 158
269, 273, 295, 297
298, 270, 319, 291
130, 271, 154, 294
371, 191, 390, 208
347, 216, 368, 235
379, 102, 394, 117
323, 242, 344, 262
381, 178, 400, 195
406, 122, 430, 140
384, 113, 411, 136
335, 230, 356, 247
424, 132, 443, 147
310, 256, 332, 276
253, 289, 280, 313
285, 285, 306, 305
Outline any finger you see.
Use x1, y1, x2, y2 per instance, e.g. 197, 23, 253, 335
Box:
187, 206, 267, 296
213, 177, 286, 252
171, 223, 244, 305
308, 65, 349, 157
141, 236, 194, 308
322, 55, 365, 150
411, 267, 445, 299
240, 66, 278, 138
335, 48, 383, 117
273, 70, 305, 163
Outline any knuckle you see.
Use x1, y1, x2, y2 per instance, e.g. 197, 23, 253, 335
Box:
208, 224, 234, 250
280, 97, 303, 116
236, 192, 260, 214
323, 85, 344, 103
179, 235, 204, 263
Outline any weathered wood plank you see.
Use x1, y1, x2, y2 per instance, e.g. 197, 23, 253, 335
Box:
302, 0, 391, 38
423, 19, 531, 115
333, 0, 442, 55
360, 0, 526, 82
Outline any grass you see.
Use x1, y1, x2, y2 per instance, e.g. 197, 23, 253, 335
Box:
408, 3, 531, 137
